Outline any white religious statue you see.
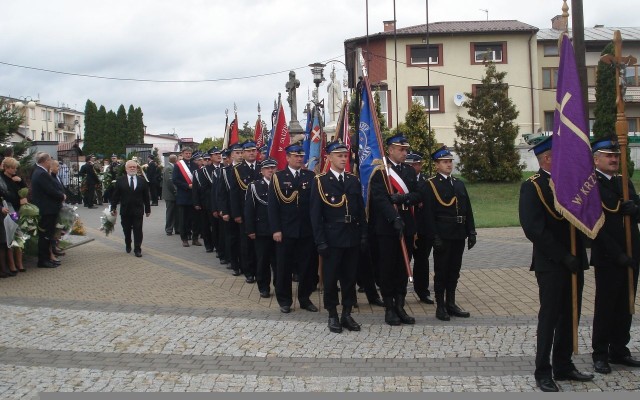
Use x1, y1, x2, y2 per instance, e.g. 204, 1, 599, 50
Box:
326, 68, 343, 125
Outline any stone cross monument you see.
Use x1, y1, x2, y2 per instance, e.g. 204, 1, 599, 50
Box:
285, 70, 304, 134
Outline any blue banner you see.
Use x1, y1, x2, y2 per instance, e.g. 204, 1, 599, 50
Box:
358, 79, 383, 206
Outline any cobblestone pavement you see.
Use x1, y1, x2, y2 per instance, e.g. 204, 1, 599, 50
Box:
0, 202, 638, 397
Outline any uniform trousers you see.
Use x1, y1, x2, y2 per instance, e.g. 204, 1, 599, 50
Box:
275, 237, 316, 307
357, 235, 380, 302
323, 246, 359, 311
433, 239, 465, 297
534, 268, 584, 379
413, 234, 433, 299
38, 214, 57, 263
592, 266, 639, 362
178, 205, 193, 241
254, 236, 276, 294
238, 222, 256, 278
224, 220, 241, 271
376, 235, 412, 298
192, 208, 202, 240
121, 213, 143, 251
198, 209, 213, 249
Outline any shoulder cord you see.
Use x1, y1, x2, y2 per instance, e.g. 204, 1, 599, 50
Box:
223, 168, 231, 189
272, 173, 298, 204
315, 176, 348, 214
202, 167, 213, 184
602, 201, 621, 213
251, 182, 268, 206
428, 179, 457, 207
531, 180, 564, 221
233, 166, 249, 191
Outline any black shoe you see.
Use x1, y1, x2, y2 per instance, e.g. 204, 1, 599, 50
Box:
368, 297, 385, 307
50, 259, 62, 265
37, 261, 59, 269
436, 305, 450, 321
594, 360, 612, 374
220, 259, 229, 265
419, 295, 435, 304
447, 303, 470, 318
192, 240, 202, 246
6, 270, 17, 276
232, 270, 242, 276
535, 377, 559, 392
206, 248, 213, 253
166, 232, 173, 236
300, 302, 319, 312
245, 276, 255, 283
134, 250, 142, 257
53, 249, 66, 257
396, 306, 416, 324
126, 245, 132, 254
280, 305, 291, 313
357, 287, 365, 293
328, 316, 342, 333
384, 308, 402, 326
259, 291, 271, 298
341, 315, 361, 331
87, 206, 96, 209
609, 355, 640, 367
554, 369, 594, 382
292, 274, 299, 282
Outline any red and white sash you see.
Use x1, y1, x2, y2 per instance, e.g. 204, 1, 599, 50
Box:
388, 167, 409, 194
176, 160, 193, 185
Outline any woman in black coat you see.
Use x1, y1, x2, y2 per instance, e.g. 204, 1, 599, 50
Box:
0, 157, 27, 275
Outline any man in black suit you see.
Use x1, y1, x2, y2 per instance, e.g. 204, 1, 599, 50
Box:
424, 146, 476, 321
310, 140, 367, 333
369, 134, 421, 326
110, 160, 151, 257
79, 155, 99, 208
230, 140, 261, 283
268, 143, 318, 314
245, 158, 277, 298
589, 137, 640, 374
217, 144, 244, 275
146, 155, 159, 206
31, 152, 66, 269
519, 136, 593, 392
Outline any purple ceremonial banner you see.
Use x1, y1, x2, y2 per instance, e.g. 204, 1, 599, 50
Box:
550, 34, 604, 239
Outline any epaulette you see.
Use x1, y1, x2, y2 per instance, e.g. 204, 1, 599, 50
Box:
315, 172, 327, 178
427, 176, 437, 181
527, 173, 541, 182
345, 171, 356, 177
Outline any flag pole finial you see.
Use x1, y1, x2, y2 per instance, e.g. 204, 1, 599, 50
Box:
234, 103, 237, 114
257, 102, 261, 116
562, 1, 569, 33
225, 108, 228, 117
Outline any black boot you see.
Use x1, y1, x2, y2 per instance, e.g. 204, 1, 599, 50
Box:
327, 309, 342, 333
383, 297, 401, 326
446, 291, 470, 318
394, 295, 415, 324
435, 293, 450, 321
340, 307, 361, 331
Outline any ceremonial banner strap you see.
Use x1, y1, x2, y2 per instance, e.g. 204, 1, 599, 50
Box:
387, 167, 409, 194
176, 160, 193, 185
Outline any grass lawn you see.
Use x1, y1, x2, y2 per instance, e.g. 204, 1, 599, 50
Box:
464, 171, 640, 228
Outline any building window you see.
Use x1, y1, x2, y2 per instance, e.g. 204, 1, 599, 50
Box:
629, 118, 639, 135
409, 86, 443, 113
587, 66, 597, 87
29, 108, 35, 120
407, 44, 442, 66
41, 110, 47, 121
542, 67, 559, 89
544, 111, 555, 133
31, 130, 36, 140
625, 65, 639, 87
471, 42, 506, 64
374, 90, 389, 127
543, 44, 559, 57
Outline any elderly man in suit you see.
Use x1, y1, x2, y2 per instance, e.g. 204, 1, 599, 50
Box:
163, 154, 178, 235
30, 152, 66, 269
111, 160, 151, 257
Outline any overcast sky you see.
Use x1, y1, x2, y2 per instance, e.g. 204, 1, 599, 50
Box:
0, 0, 634, 142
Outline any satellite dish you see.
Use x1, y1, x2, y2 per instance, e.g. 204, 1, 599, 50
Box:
453, 93, 465, 107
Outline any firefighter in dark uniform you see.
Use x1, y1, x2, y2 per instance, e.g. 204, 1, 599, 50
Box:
519, 136, 593, 392
590, 137, 640, 374
310, 140, 367, 333
369, 134, 421, 326
189, 152, 205, 246
207, 147, 223, 255
245, 158, 278, 298
212, 149, 231, 265
192, 151, 215, 252
230, 140, 261, 283
407, 151, 434, 304
424, 146, 476, 321
217, 143, 243, 276
268, 143, 318, 314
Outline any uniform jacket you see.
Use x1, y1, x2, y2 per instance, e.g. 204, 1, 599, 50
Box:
146, 160, 158, 184
209, 164, 222, 212
414, 173, 430, 236
590, 171, 640, 267
519, 169, 588, 272
310, 171, 367, 248
110, 175, 151, 216
424, 173, 476, 240
230, 161, 261, 219
192, 166, 214, 210
162, 162, 176, 201
267, 167, 314, 238
79, 162, 99, 185
30, 165, 65, 216
216, 165, 234, 215
368, 160, 421, 237
172, 159, 195, 206
244, 178, 271, 236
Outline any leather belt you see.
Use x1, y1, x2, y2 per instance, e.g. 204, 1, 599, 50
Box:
437, 215, 466, 224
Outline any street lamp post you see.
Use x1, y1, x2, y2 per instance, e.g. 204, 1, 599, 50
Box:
309, 62, 326, 125
13, 97, 38, 139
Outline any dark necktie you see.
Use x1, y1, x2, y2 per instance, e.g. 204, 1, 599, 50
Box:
294, 170, 299, 179
446, 176, 453, 186
130, 176, 134, 190
338, 174, 344, 190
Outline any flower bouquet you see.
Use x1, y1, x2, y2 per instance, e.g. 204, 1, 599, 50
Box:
99, 207, 116, 236
15, 188, 40, 248
56, 204, 79, 240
